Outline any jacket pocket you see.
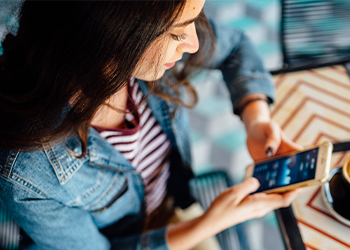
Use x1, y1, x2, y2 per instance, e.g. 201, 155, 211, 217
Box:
92, 177, 129, 215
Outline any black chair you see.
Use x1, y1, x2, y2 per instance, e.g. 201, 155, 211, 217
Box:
273, 0, 350, 74
0, 201, 20, 250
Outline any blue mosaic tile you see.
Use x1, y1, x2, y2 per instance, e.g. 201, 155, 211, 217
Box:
248, 0, 276, 9
257, 41, 280, 56
189, 130, 204, 144
192, 162, 216, 175
193, 96, 232, 117
213, 129, 247, 151
228, 17, 260, 30
206, 0, 235, 8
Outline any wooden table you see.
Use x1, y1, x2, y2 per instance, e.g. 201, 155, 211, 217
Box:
272, 65, 350, 250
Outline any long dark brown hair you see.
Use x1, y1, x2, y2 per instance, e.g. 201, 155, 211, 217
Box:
0, 0, 214, 156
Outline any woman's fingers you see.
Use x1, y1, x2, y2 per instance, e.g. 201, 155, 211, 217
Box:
277, 131, 303, 154
206, 182, 302, 231
281, 188, 303, 204
228, 177, 260, 204
247, 188, 303, 216
263, 122, 281, 157
206, 178, 261, 229
281, 131, 301, 147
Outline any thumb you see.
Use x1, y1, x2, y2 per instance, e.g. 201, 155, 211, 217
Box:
264, 123, 281, 157
230, 178, 260, 204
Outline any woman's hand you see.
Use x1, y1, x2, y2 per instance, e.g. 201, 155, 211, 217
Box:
203, 178, 301, 233
239, 94, 302, 161
246, 120, 302, 161
167, 178, 302, 250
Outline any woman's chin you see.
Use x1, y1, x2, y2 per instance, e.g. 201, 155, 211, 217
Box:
133, 69, 167, 81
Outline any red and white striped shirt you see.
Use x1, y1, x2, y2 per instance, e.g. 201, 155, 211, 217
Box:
93, 78, 171, 214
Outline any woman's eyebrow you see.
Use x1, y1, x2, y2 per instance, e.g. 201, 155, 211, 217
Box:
173, 13, 200, 28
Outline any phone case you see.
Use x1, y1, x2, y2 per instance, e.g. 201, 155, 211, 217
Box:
246, 141, 333, 194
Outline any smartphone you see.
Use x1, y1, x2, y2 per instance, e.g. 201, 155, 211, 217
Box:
244, 141, 333, 193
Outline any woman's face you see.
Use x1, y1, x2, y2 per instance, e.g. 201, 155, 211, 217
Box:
133, 0, 205, 81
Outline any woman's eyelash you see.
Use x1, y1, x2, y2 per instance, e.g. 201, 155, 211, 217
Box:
171, 33, 187, 41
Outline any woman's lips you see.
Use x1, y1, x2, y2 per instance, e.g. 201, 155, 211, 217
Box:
164, 62, 176, 68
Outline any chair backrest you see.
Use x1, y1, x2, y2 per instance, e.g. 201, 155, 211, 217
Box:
280, 0, 350, 72
0, 202, 20, 250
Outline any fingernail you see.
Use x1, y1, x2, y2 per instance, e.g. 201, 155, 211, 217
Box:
266, 147, 273, 157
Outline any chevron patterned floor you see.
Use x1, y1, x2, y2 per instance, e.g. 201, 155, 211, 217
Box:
272, 65, 350, 250
272, 66, 350, 145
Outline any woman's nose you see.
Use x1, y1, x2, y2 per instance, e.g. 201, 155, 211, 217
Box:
177, 23, 199, 54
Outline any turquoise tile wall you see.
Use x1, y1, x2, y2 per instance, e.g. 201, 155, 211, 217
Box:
205, 0, 282, 70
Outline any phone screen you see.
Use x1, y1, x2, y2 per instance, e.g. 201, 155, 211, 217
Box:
253, 148, 319, 192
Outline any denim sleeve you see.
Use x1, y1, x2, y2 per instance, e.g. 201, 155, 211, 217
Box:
0, 180, 170, 250
208, 19, 276, 109
0, 181, 111, 250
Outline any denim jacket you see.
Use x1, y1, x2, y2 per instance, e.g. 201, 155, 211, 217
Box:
0, 21, 275, 250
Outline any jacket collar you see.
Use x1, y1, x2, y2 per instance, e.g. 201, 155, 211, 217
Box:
48, 79, 179, 184
47, 128, 137, 185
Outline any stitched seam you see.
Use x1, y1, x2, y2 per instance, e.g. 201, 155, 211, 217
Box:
92, 178, 129, 215
44, 149, 64, 183
89, 173, 121, 208
62, 161, 84, 183
64, 158, 85, 175
0, 166, 49, 197
4, 151, 13, 178
61, 148, 89, 178
7, 151, 19, 178
54, 148, 89, 184
85, 172, 122, 210
79, 169, 103, 203
49, 148, 66, 181
88, 159, 138, 174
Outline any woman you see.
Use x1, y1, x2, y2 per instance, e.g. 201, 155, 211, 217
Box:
0, 0, 301, 249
